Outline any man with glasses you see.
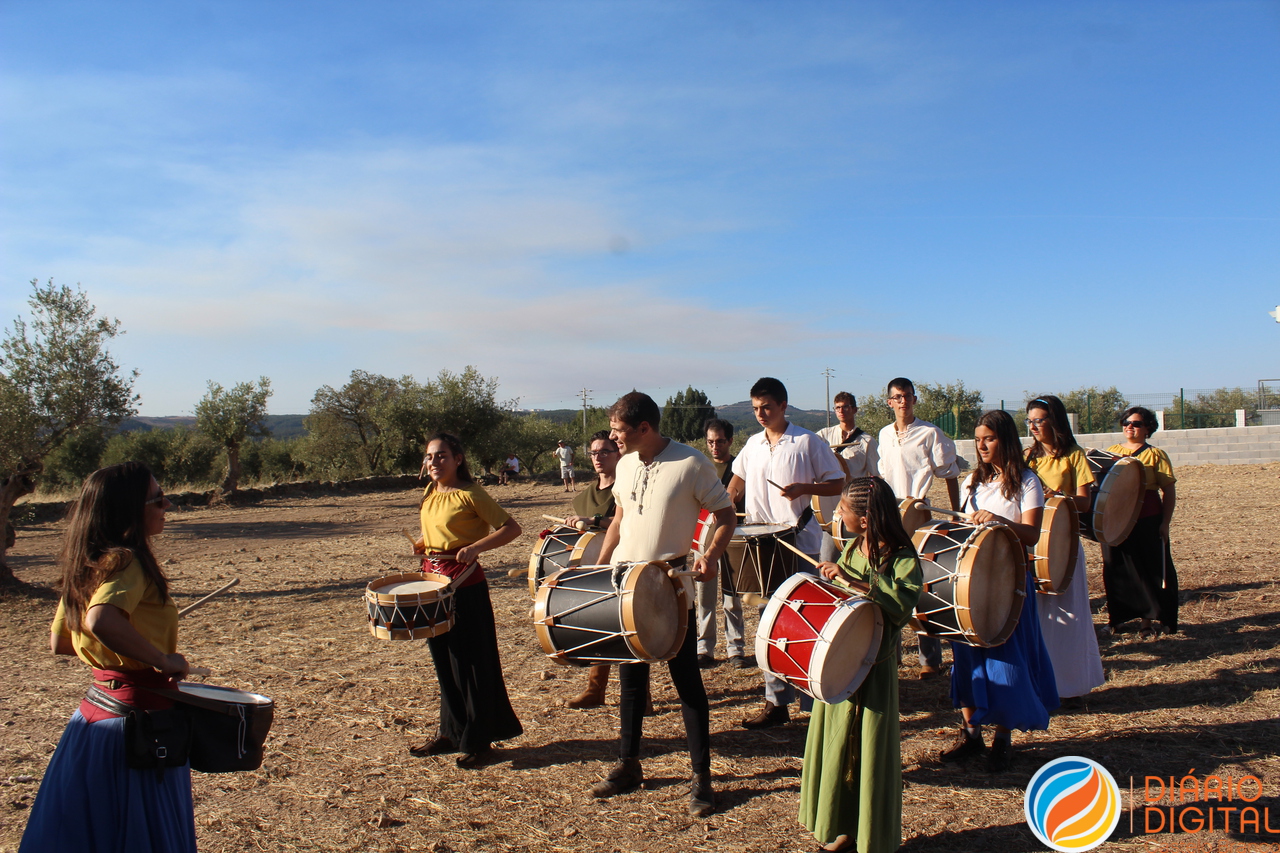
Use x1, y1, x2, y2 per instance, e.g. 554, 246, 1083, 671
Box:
697, 418, 750, 669
877, 377, 961, 678
561, 430, 623, 709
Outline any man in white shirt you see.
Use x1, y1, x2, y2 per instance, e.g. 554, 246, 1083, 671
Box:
816, 391, 880, 562
728, 377, 845, 728
554, 439, 575, 492
592, 392, 736, 817
697, 418, 749, 669
876, 376, 961, 677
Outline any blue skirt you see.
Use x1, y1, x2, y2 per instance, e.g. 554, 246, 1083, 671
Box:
20, 711, 197, 853
950, 571, 1059, 731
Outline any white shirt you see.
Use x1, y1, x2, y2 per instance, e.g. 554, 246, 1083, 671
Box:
960, 468, 1045, 520
816, 424, 880, 480
613, 440, 733, 563
731, 422, 845, 554
555, 446, 574, 467
876, 418, 960, 504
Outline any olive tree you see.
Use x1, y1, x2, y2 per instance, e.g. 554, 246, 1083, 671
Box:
0, 280, 138, 578
194, 377, 272, 493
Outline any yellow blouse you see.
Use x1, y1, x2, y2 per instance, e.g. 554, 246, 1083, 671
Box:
1107, 444, 1176, 491
51, 558, 178, 671
1027, 446, 1095, 494
419, 483, 511, 551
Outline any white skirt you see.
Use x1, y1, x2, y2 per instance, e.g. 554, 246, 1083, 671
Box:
1037, 544, 1106, 699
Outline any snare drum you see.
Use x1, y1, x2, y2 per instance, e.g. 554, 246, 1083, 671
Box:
756, 573, 884, 704
1080, 449, 1144, 545
910, 521, 1025, 647
1032, 495, 1079, 594
533, 562, 687, 665
690, 509, 716, 556
176, 682, 274, 773
528, 526, 603, 597
723, 523, 797, 600
365, 572, 454, 640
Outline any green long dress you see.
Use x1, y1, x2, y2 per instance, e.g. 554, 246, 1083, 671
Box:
798, 543, 922, 853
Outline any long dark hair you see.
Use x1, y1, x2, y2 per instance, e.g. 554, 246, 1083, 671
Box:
1025, 394, 1080, 461
424, 432, 474, 485
58, 462, 168, 632
842, 476, 915, 571
970, 409, 1028, 502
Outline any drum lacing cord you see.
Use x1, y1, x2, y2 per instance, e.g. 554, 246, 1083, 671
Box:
629, 460, 659, 515
235, 704, 248, 759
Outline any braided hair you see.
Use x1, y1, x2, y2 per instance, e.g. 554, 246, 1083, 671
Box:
841, 476, 915, 571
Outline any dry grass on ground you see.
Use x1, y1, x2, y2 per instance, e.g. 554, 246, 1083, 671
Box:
2, 464, 1279, 852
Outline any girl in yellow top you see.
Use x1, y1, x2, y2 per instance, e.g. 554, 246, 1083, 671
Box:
20, 462, 197, 853
409, 433, 523, 767
1025, 396, 1105, 700
1103, 407, 1178, 636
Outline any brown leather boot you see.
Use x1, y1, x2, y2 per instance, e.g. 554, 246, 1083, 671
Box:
740, 700, 790, 729
568, 665, 610, 709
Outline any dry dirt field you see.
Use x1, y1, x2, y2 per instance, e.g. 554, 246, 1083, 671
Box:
2, 463, 1279, 853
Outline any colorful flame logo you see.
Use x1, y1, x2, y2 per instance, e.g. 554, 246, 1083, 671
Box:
1024, 757, 1121, 852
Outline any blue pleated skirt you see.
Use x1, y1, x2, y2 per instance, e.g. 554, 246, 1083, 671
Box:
19, 710, 197, 853
949, 570, 1060, 731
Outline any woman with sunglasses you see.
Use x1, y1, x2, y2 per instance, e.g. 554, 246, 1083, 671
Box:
1024, 396, 1105, 700
941, 410, 1057, 773
1102, 407, 1178, 637
408, 432, 523, 768
21, 462, 196, 852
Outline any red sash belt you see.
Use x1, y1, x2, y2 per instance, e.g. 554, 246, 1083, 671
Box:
80, 668, 177, 723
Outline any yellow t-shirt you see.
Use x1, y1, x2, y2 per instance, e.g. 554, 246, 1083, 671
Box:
419, 483, 511, 551
51, 558, 178, 670
1027, 446, 1096, 494
1107, 444, 1176, 491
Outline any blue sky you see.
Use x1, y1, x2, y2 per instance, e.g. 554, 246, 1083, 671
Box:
2, 1, 1277, 416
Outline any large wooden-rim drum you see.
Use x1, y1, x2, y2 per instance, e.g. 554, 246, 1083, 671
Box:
1081, 450, 1145, 546
898, 497, 933, 534
532, 562, 686, 665
910, 521, 1025, 648
1033, 495, 1079, 594
723, 523, 797, 602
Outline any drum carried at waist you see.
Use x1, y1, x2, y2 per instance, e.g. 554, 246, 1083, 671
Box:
1032, 495, 1079, 594
365, 571, 455, 640
174, 682, 274, 773
1080, 449, 1144, 546
723, 523, 798, 603
528, 526, 604, 597
533, 562, 687, 665
910, 521, 1025, 648
756, 573, 883, 704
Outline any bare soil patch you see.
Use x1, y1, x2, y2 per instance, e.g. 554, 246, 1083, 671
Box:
2, 464, 1279, 852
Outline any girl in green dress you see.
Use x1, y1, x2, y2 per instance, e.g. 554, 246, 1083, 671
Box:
802, 477, 922, 853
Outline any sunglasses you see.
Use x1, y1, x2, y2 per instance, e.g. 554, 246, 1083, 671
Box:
1121, 421, 1146, 428
144, 491, 167, 505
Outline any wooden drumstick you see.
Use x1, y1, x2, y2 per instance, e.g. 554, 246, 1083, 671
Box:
777, 537, 821, 567
188, 665, 212, 677
541, 513, 588, 531
910, 500, 973, 522
667, 569, 702, 578
178, 579, 240, 618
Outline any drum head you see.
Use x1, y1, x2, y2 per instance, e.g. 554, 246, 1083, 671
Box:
368, 572, 451, 601
621, 562, 683, 661
1035, 497, 1078, 593
1096, 457, 1145, 545
374, 577, 449, 596
811, 597, 883, 704
734, 523, 791, 537
898, 497, 932, 534
811, 493, 840, 527
177, 682, 272, 706
958, 525, 1024, 646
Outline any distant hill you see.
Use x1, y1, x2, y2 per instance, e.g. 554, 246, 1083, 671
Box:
515, 403, 832, 437
118, 414, 310, 440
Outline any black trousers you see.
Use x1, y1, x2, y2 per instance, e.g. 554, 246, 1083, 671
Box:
426, 580, 523, 752
617, 608, 710, 773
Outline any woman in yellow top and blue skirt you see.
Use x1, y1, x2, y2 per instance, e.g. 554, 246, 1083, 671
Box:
21, 462, 196, 853
1024, 396, 1105, 699
409, 433, 523, 767
1102, 407, 1178, 636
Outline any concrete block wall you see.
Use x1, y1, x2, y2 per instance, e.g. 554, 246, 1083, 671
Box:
952, 424, 1280, 469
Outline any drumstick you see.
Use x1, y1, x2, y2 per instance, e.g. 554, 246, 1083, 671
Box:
667, 569, 702, 578
776, 537, 821, 568
910, 500, 973, 522
188, 665, 212, 677
178, 579, 240, 618
541, 514, 588, 531
766, 478, 787, 493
